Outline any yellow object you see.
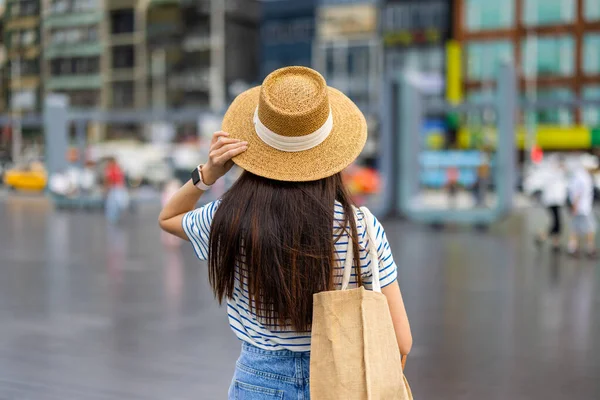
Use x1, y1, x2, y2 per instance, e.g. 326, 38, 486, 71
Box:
426, 132, 445, 149
446, 41, 463, 105
458, 125, 592, 150
4, 168, 47, 192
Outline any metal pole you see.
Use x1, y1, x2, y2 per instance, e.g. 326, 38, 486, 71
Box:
496, 62, 517, 214
398, 70, 423, 216
524, 32, 538, 163
11, 55, 22, 164
76, 120, 87, 168
210, 0, 226, 112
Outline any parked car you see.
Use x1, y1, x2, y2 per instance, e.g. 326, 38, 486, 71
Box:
3, 161, 47, 192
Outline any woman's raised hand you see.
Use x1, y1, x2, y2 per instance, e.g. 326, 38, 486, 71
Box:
202, 131, 248, 185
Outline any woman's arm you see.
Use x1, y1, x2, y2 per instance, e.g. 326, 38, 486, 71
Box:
158, 131, 247, 239
382, 281, 413, 357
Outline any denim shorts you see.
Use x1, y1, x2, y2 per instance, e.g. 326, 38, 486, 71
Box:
571, 214, 597, 234
228, 342, 311, 399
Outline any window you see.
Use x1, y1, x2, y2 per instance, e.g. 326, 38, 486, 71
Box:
50, 0, 98, 14
523, 0, 575, 26
113, 82, 135, 108
586, 0, 600, 21
9, 59, 40, 77
11, 89, 37, 110
525, 88, 574, 125
11, 0, 39, 16
112, 46, 135, 69
50, 57, 100, 76
22, 30, 35, 46
521, 35, 574, 78
466, 40, 513, 80
583, 87, 600, 126
50, 26, 98, 45
61, 90, 99, 108
10, 29, 38, 48
111, 9, 135, 35
465, 0, 514, 31
583, 34, 600, 75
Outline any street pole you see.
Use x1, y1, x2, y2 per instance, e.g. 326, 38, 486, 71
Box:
210, 0, 225, 112
524, 33, 538, 165
11, 55, 22, 165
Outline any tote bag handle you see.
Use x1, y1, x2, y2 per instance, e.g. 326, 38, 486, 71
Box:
341, 206, 382, 293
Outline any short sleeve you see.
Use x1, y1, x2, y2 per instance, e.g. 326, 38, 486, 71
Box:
358, 210, 398, 289
182, 200, 220, 260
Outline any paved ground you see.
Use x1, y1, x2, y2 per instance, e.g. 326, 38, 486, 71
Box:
0, 193, 599, 399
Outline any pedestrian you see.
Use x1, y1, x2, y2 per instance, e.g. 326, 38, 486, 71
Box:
446, 165, 460, 208
158, 67, 412, 399
535, 155, 567, 252
104, 157, 129, 224
567, 160, 598, 258
472, 162, 490, 208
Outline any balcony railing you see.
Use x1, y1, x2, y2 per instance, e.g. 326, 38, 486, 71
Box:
168, 69, 211, 91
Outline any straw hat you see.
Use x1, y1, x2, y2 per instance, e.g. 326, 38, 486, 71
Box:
222, 66, 367, 182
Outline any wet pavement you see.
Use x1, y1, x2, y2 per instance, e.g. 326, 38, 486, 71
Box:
0, 194, 599, 399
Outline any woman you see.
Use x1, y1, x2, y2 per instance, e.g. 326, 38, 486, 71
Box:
159, 67, 412, 399
104, 157, 129, 223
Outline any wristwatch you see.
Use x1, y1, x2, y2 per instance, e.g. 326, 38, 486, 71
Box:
191, 165, 212, 191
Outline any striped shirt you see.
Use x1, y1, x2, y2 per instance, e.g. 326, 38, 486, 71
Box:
182, 200, 398, 352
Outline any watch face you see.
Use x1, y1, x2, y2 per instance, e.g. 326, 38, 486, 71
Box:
191, 167, 201, 186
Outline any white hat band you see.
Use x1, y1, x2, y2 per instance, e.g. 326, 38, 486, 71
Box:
253, 107, 333, 152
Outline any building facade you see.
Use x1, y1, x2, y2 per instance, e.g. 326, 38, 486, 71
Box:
5, 0, 42, 114
43, 0, 103, 110
260, 0, 316, 80
314, 0, 380, 115
0, 0, 260, 143
454, 0, 600, 127
382, 0, 450, 103
146, 0, 259, 112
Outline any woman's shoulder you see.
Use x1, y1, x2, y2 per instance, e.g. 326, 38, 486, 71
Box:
333, 201, 368, 230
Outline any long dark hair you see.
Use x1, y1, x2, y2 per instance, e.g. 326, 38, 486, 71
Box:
208, 171, 361, 332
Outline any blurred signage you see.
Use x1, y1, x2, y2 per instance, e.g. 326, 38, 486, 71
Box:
11, 89, 36, 110
382, 1, 449, 47
420, 151, 487, 169
317, 4, 377, 40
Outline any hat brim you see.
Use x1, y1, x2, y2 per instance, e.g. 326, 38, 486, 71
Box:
222, 86, 367, 182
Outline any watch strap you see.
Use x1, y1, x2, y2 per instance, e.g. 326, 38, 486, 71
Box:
192, 165, 212, 191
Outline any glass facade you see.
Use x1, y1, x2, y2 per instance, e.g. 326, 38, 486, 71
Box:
521, 36, 574, 78
585, 0, 600, 21
583, 86, 600, 126
465, 0, 514, 31
466, 40, 513, 80
523, 0, 575, 26
583, 34, 600, 75
529, 88, 574, 125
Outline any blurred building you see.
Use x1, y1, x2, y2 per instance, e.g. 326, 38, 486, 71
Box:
43, 0, 103, 110
313, 0, 380, 115
5, 0, 42, 114
260, 0, 316, 80
454, 0, 600, 129
382, 0, 450, 111
0, 0, 260, 143
147, 0, 259, 113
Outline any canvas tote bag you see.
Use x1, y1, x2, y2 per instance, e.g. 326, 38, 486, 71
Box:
310, 206, 413, 400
